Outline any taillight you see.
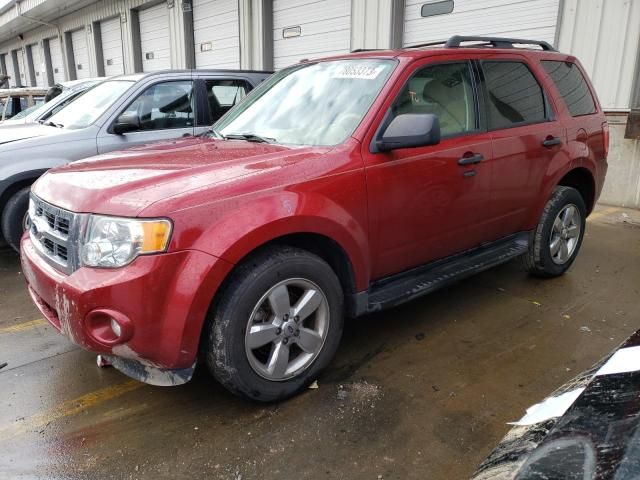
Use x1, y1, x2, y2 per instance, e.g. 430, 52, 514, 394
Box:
602, 122, 609, 158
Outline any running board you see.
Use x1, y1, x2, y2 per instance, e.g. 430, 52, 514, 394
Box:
359, 232, 530, 315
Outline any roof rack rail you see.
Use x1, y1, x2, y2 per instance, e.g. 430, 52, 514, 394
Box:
350, 48, 381, 53
406, 35, 557, 52
446, 35, 556, 51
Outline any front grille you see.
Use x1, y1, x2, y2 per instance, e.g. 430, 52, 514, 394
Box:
29, 195, 80, 274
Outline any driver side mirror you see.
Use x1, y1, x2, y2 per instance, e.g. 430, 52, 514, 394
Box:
112, 112, 141, 135
376, 113, 440, 152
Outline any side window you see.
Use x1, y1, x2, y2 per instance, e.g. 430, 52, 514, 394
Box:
119, 81, 194, 131
204, 79, 251, 123
482, 61, 546, 130
541, 61, 596, 117
390, 62, 477, 137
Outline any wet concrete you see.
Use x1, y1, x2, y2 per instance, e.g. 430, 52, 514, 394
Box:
1, 206, 639, 480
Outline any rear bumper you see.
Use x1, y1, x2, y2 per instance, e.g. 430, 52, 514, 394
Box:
21, 235, 233, 372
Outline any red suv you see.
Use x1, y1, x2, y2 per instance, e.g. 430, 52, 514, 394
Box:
21, 36, 608, 401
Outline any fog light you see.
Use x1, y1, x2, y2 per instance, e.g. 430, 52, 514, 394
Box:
110, 318, 122, 337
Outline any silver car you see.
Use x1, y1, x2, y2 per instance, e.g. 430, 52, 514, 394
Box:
1, 78, 104, 126
0, 69, 272, 251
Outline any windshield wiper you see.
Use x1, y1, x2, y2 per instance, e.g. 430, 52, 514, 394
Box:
43, 121, 64, 128
223, 133, 276, 144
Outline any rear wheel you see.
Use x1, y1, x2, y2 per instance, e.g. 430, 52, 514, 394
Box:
1, 187, 31, 253
523, 186, 586, 277
204, 246, 344, 402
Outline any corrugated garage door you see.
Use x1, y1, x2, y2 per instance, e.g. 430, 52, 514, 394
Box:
273, 0, 352, 70
30, 43, 46, 87
49, 37, 65, 84
403, 0, 561, 47
193, 0, 240, 69
15, 49, 26, 86
139, 3, 171, 72
71, 28, 91, 79
100, 17, 124, 76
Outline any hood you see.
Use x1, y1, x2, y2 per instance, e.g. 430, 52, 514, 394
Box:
33, 136, 330, 216
0, 123, 59, 145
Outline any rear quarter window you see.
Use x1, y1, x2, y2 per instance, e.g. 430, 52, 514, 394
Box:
541, 60, 596, 117
482, 61, 547, 130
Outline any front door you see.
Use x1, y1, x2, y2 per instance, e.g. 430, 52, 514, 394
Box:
364, 60, 495, 279
97, 79, 195, 154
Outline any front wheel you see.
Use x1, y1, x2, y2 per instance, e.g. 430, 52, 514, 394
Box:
204, 246, 344, 402
523, 186, 586, 277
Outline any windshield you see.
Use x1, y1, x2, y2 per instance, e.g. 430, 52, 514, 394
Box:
48, 80, 133, 129
215, 59, 396, 146
10, 104, 39, 120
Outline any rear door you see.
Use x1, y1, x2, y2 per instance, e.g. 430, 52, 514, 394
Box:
364, 58, 496, 279
479, 56, 565, 237
96, 77, 195, 153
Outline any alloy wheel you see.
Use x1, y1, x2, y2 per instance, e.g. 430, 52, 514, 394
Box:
550, 204, 581, 264
244, 278, 330, 381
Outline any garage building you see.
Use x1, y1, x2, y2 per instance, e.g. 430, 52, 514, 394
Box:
0, 0, 638, 208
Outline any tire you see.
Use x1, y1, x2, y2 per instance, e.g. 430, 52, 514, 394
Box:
523, 186, 586, 277
204, 246, 344, 402
1, 187, 31, 253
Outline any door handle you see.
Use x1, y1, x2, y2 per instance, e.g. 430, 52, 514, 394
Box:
457, 153, 484, 166
542, 136, 562, 148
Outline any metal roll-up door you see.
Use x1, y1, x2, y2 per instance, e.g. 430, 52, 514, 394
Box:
49, 37, 65, 83
100, 17, 125, 76
402, 0, 561, 47
14, 49, 26, 86
71, 28, 90, 79
193, 0, 241, 69
139, 3, 171, 72
30, 44, 46, 87
273, 0, 352, 70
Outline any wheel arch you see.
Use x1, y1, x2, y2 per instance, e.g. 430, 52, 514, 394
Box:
0, 170, 47, 243
0, 169, 46, 212
557, 167, 596, 215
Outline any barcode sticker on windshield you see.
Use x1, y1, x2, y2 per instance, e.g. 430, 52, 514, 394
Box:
332, 65, 385, 80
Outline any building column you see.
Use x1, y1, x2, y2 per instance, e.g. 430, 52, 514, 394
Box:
239, 0, 273, 70
42, 38, 55, 85
351, 0, 404, 51
625, 33, 640, 140
63, 31, 76, 80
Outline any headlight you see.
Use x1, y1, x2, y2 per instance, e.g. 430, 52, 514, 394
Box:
80, 215, 172, 268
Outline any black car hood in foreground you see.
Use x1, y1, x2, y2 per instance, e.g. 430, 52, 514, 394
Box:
474, 330, 640, 480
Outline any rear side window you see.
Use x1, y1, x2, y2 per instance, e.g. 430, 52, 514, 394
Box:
541, 61, 596, 117
204, 79, 251, 123
482, 61, 546, 130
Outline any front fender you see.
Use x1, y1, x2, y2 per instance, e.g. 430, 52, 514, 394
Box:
177, 190, 371, 291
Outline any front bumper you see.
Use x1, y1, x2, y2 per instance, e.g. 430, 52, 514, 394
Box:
21, 235, 233, 379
